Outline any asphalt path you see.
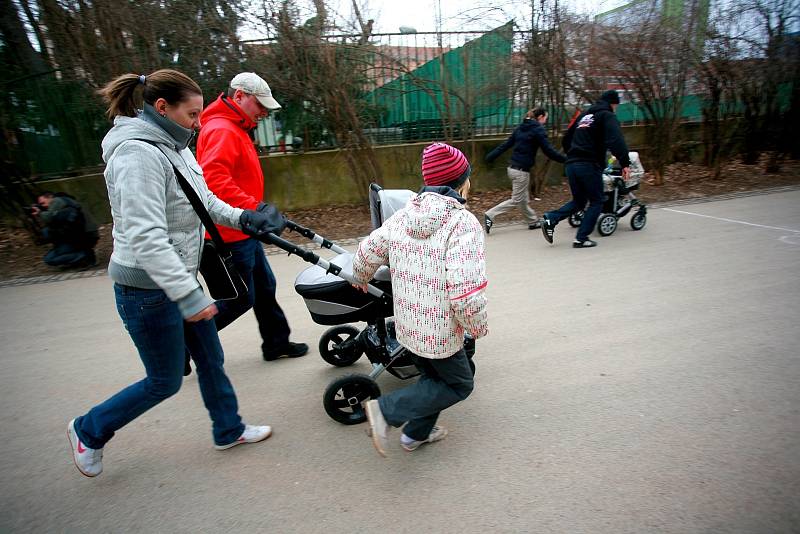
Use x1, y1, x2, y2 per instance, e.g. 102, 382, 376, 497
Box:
1, 190, 798, 533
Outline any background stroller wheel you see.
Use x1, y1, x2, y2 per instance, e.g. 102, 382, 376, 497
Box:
319, 325, 363, 367
568, 211, 583, 228
630, 211, 647, 230
323, 374, 381, 425
597, 214, 618, 236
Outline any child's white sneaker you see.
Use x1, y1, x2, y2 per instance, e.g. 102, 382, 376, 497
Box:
67, 419, 103, 477
214, 424, 272, 450
365, 399, 390, 457
401, 426, 448, 452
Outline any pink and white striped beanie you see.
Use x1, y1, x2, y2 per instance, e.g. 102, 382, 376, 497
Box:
421, 142, 471, 187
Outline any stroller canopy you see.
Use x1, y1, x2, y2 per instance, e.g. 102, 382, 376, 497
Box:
369, 185, 416, 230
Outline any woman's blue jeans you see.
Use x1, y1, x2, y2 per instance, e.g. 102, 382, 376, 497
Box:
74, 284, 245, 448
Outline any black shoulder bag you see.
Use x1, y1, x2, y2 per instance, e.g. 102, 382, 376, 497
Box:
170, 164, 248, 301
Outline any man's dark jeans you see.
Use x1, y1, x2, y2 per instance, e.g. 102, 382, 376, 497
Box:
44, 242, 92, 267
544, 162, 605, 242
214, 237, 291, 353
378, 348, 474, 441
42, 228, 97, 267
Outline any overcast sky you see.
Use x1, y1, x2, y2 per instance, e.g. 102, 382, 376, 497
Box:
360, 0, 626, 33
241, 0, 629, 39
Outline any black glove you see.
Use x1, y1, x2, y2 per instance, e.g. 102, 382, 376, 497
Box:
240, 203, 287, 239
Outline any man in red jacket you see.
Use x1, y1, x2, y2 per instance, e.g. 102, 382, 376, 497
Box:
196, 72, 308, 361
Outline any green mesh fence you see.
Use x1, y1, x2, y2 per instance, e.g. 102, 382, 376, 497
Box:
365, 23, 514, 140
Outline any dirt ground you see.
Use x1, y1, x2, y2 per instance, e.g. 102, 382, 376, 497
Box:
2, 156, 799, 282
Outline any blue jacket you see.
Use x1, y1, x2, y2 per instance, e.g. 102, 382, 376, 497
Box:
485, 119, 566, 171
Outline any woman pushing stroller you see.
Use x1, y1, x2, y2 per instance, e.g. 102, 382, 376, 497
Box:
67, 69, 286, 477
351, 143, 489, 456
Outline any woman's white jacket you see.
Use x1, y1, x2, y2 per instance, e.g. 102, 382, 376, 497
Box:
101, 116, 243, 316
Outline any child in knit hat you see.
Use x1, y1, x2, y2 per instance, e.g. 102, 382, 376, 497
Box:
351, 142, 489, 457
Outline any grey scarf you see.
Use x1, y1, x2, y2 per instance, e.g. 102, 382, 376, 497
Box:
141, 103, 195, 150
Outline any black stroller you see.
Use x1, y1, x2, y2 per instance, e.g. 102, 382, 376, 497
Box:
568, 151, 648, 236
261, 184, 475, 425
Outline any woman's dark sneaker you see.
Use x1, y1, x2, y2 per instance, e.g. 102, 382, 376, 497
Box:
483, 214, 493, 235
528, 221, 542, 230
541, 217, 555, 243
572, 239, 597, 248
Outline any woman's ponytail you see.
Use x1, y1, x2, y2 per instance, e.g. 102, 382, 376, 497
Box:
98, 69, 202, 120
97, 73, 141, 119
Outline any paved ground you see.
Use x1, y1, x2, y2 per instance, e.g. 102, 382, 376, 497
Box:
1, 190, 798, 533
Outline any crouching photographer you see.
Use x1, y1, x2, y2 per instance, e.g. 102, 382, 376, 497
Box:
31, 191, 99, 268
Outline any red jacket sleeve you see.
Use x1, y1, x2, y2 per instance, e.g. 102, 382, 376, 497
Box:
197, 126, 260, 210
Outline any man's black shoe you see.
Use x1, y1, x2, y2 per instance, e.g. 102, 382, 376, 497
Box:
483, 214, 493, 235
528, 221, 541, 230
263, 341, 309, 361
540, 217, 555, 244
572, 239, 597, 248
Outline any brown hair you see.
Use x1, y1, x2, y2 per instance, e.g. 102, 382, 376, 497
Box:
525, 107, 547, 120
97, 69, 202, 119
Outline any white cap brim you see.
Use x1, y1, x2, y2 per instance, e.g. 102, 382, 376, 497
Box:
256, 95, 281, 110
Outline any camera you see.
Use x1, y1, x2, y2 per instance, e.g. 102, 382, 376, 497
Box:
26, 203, 44, 215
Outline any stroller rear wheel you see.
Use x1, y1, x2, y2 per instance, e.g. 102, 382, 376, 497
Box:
596, 214, 618, 236
319, 325, 363, 367
568, 211, 583, 228
323, 374, 381, 425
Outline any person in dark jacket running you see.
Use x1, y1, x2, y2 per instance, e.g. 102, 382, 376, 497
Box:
483, 107, 566, 235
540, 90, 631, 248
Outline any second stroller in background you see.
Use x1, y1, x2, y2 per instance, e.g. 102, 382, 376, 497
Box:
568, 151, 648, 236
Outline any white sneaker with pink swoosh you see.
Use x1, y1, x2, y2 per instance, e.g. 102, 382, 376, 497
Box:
67, 419, 103, 477
214, 424, 273, 450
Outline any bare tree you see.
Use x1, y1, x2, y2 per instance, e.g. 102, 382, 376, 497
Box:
519, 0, 571, 196
593, 2, 704, 185
731, 0, 799, 171
257, 0, 383, 195
692, 5, 748, 180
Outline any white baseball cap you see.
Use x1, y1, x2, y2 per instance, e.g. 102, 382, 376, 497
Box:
230, 72, 282, 110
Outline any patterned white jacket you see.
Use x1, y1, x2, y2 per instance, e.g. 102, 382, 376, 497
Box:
352, 188, 488, 359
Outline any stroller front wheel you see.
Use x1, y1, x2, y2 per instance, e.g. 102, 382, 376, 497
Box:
568, 211, 583, 228
319, 325, 364, 367
323, 374, 381, 425
597, 214, 618, 236
630, 210, 647, 230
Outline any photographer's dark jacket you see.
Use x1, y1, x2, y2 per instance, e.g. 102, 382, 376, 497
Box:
485, 119, 566, 171
562, 100, 630, 168
39, 195, 98, 246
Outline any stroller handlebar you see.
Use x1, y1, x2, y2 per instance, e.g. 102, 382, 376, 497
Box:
260, 230, 386, 299
285, 220, 348, 254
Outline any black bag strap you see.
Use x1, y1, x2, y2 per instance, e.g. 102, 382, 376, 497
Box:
133, 139, 230, 254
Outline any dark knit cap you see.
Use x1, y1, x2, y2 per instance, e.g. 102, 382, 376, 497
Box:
600, 90, 620, 105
